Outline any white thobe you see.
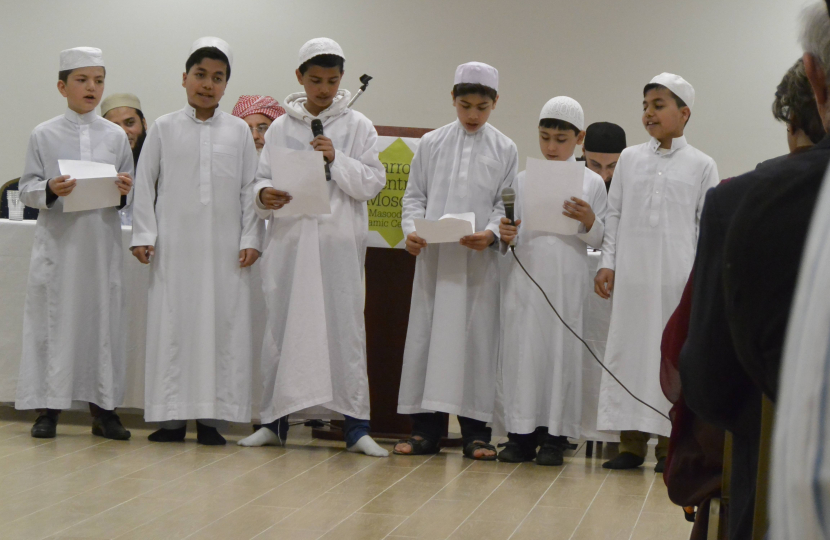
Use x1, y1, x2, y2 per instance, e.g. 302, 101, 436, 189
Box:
499, 160, 607, 437
131, 105, 263, 423
398, 120, 518, 422
252, 90, 385, 423
15, 108, 133, 410
596, 136, 718, 435
770, 171, 830, 540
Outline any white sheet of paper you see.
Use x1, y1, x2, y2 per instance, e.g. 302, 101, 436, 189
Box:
268, 147, 332, 217
522, 157, 585, 235
413, 212, 476, 243
58, 159, 121, 213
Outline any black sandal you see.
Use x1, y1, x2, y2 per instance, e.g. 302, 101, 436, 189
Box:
463, 440, 497, 461
393, 437, 441, 455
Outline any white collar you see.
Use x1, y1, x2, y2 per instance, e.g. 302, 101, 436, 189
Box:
64, 108, 97, 126
649, 135, 687, 155
184, 104, 219, 124
456, 119, 487, 136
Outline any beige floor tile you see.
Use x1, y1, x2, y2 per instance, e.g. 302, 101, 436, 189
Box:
1, 505, 95, 540
124, 449, 227, 480
278, 492, 376, 531
390, 499, 480, 538
186, 504, 294, 540
55, 495, 182, 539
467, 486, 546, 523
434, 471, 509, 503
318, 511, 407, 540
358, 481, 444, 516
537, 475, 605, 509
254, 527, 323, 540
642, 479, 683, 514
510, 506, 583, 540
0, 485, 79, 525
141, 476, 216, 502
447, 519, 517, 540
327, 464, 411, 496
113, 496, 239, 540
569, 502, 642, 540
629, 511, 693, 540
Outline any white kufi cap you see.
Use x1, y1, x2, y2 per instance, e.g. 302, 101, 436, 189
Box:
101, 93, 142, 117
190, 37, 233, 68
59, 47, 104, 71
539, 96, 584, 131
649, 72, 694, 109
454, 62, 499, 92
298, 38, 344, 67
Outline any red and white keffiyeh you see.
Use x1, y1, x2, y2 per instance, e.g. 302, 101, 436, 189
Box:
232, 95, 286, 121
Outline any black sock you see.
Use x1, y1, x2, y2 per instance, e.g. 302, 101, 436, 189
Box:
148, 426, 186, 442
196, 422, 226, 446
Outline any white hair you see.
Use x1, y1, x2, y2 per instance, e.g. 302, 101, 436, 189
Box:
800, 2, 830, 82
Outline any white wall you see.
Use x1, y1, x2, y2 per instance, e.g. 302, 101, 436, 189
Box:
0, 0, 811, 183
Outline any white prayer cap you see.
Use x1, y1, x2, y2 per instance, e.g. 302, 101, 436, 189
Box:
298, 38, 344, 67
649, 72, 695, 109
101, 93, 142, 116
539, 96, 584, 131
189, 36, 233, 68
454, 62, 499, 92
59, 47, 104, 71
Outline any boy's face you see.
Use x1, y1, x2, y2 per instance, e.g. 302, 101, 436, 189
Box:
538, 126, 584, 161
182, 58, 228, 113
453, 93, 498, 133
295, 65, 342, 112
583, 150, 621, 184
642, 87, 689, 141
58, 66, 105, 114
104, 107, 147, 149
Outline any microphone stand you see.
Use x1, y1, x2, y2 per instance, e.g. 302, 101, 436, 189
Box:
347, 74, 373, 109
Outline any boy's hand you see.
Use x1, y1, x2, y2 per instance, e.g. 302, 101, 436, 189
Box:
499, 217, 521, 245
310, 135, 335, 163
260, 187, 292, 210
461, 230, 495, 251
48, 175, 76, 197
594, 268, 615, 299
132, 245, 154, 264
405, 232, 427, 256
115, 172, 133, 195
239, 248, 259, 268
563, 197, 595, 231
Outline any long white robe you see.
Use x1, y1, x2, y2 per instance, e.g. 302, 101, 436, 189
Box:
252, 90, 385, 423
596, 136, 718, 435
499, 160, 607, 437
131, 105, 263, 423
770, 170, 830, 540
16, 108, 133, 410
398, 120, 518, 422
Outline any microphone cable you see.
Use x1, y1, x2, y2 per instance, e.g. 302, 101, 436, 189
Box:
508, 244, 671, 423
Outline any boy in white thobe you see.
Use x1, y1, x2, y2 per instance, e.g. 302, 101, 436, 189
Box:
131, 37, 263, 445
239, 38, 388, 457
497, 97, 607, 466
16, 47, 134, 440
595, 73, 719, 470
396, 62, 518, 460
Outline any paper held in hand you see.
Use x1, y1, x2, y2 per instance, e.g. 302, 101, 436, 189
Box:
268, 147, 331, 217
57, 160, 121, 213
413, 212, 476, 243
522, 157, 584, 235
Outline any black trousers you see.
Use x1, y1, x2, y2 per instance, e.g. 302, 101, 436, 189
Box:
410, 412, 491, 446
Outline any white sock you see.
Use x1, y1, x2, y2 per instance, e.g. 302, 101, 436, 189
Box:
347, 435, 389, 457
238, 426, 284, 447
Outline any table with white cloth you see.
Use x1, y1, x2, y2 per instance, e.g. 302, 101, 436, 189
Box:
0, 218, 617, 441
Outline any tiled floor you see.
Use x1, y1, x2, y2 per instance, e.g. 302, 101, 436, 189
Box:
0, 409, 692, 540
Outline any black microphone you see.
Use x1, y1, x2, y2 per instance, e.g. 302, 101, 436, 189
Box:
502, 187, 516, 225
310, 119, 332, 181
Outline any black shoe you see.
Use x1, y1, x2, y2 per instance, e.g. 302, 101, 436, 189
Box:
654, 457, 666, 473
196, 422, 226, 446
92, 413, 131, 440
148, 426, 186, 442
602, 452, 645, 470
536, 441, 565, 466
31, 414, 57, 438
497, 441, 536, 463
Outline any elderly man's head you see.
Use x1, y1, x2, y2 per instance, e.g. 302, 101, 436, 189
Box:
773, 58, 826, 151
800, 2, 830, 132
231, 95, 286, 154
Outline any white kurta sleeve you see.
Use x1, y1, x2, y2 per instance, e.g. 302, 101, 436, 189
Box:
252, 142, 274, 221
696, 158, 720, 225
239, 133, 264, 251
401, 139, 430, 238
486, 143, 519, 240
599, 156, 624, 271
577, 179, 608, 249
18, 131, 54, 210
329, 118, 386, 202
115, 131, 135, 209
130, 124, 161, 248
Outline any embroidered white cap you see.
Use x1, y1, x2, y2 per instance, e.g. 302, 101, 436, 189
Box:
59, 47, 104, 71
454, 62, 499, 92
649, 72, 695, 109
539, 96, 584, 131
189, 36, 233, 69
298, 38, 344, 67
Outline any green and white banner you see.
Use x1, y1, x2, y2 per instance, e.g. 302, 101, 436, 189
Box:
366, 136, 421, 249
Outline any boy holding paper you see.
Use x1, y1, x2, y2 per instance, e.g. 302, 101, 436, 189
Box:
131, 37, 263, 445
16, 47, 134, 439
240, 38, 388, 456
497, 97, 607, 465
594, 73, 718, 471
395, 62, 518, 460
